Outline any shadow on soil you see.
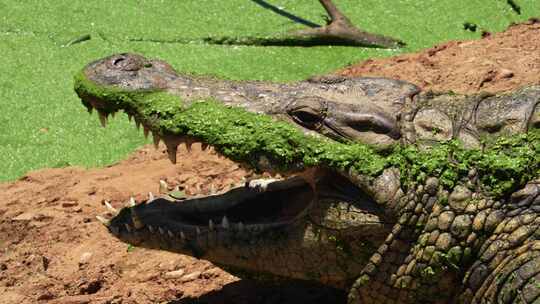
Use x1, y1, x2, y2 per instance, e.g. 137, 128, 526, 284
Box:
170, 279, 346, 304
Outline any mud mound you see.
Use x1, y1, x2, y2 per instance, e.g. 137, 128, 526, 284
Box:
2, 20, 540, 304
339, 20, 540, 94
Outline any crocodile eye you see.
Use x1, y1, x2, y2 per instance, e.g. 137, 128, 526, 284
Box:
290, 107, 323, 129
287, 96, 326, 130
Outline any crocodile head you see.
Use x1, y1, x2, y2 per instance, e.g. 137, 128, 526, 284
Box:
75, 53, 540, 299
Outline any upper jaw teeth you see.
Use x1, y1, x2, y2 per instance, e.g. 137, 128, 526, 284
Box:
247, 178, 280, 192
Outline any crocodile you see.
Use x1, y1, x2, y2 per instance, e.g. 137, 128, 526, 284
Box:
74, 53, 540, 303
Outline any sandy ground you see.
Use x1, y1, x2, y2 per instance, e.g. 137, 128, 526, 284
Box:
339, 19, 540, 94
1, 21, 539, 304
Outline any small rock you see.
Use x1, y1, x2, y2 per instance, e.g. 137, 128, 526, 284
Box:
499, 69, 514, 79
138, 272, 159, 282
180, 271, 201, 282
79, 252, 93, 266
202, 267, 222, 279
79, 279, 103, 295
163, 269, 185, 279
42, 256, 50, 271
0, 290, 27, 303
37, 292, 55, 301
62, 201, 78, 208
12, 212, 36, 221
25, 254, 49, 271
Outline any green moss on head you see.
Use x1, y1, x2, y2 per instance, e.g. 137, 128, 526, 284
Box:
75, 69, 539, 198
160, 100, 391, 176
165, 100, 539, 198
73, 70, 183, 127
389, 131, 540, 197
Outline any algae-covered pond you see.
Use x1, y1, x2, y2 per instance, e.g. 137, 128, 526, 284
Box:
1, 0, 537, 181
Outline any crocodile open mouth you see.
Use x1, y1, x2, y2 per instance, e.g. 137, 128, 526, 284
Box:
77, 87, 325, 235
109, 176, 315, 239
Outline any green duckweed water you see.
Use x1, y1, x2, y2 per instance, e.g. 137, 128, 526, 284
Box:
3, 0, 539, 181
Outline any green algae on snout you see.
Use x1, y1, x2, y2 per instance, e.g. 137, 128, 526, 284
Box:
74, 70, 540, 198
73, 70, 184, 123
163, 100, 389, 175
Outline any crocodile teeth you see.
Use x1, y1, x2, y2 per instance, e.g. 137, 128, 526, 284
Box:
96, 215, 110, 226
143, 126, 150, 139
148, 192, 155, 202
247, 178, 278, 192
196, 227, 201, 235
135, 118, 141, 130
158, 227, 165, 235
148, 225, 154, 233
185, 138, 193, 152
201, 143, 208, 151
209, 219, 214, 231
165, 144, 178, 164
130, 208, 144, 229
98, 112, 108, 128
236, 222, 244, 231
167, 149, 177, 164
159, 180, 169, 194
127, 113, 133, 122
124, 223, 132, 232
110, 226, 119, 235
110, 111, 116, 118
127, 197, 136, 207
152, 132, 161, 149
104, 200, 118, 214
180, 231, 186, 241
221, 216, 230, 229
167, 230, 174, 238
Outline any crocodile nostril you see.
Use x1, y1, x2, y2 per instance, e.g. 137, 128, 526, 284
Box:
109, 55, 144, 71
112, 57, 126, 66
